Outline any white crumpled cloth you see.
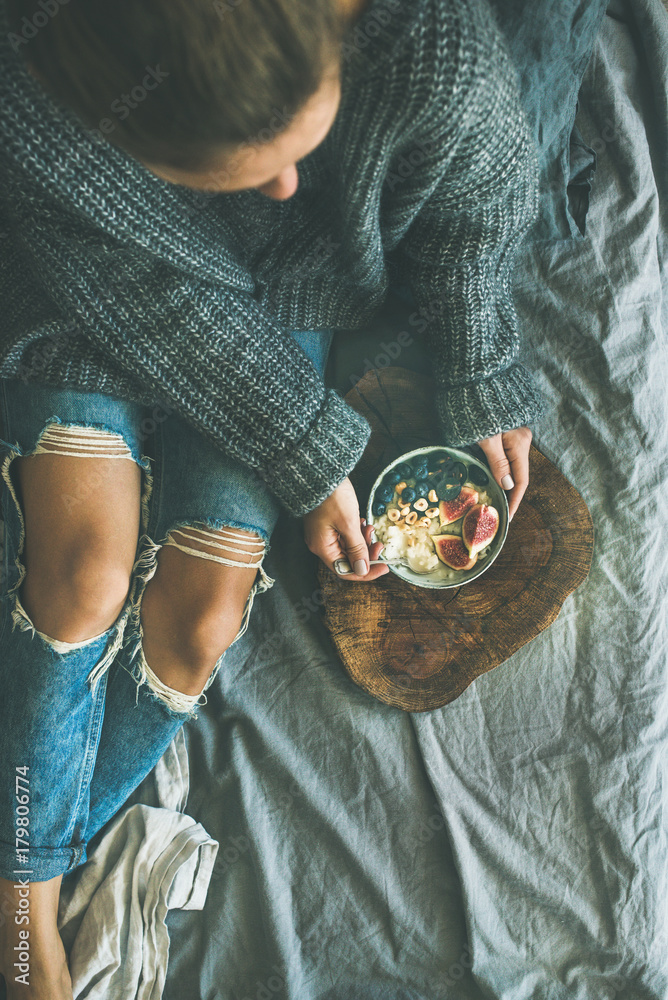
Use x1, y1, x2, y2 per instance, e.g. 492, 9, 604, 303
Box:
57, 729, 218, 1000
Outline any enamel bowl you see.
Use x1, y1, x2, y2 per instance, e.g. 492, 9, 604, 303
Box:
366, 445, 509, 590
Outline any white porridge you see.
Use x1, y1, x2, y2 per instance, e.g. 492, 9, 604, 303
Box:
370, 451, 498, 579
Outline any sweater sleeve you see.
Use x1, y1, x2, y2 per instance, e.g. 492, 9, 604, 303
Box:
396, 0, 546, 447
4, 216, 371, 517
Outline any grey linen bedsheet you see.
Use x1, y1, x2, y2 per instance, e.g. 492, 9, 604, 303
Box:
0, 0, 663, 997
154, 2, 668, 997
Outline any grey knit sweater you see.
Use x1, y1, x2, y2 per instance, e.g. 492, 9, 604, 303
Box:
0, 0, 544, 516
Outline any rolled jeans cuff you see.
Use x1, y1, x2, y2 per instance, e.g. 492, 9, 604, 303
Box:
0, 840, 87, 883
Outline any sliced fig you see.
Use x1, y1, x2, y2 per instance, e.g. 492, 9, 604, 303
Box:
434, 534, 478, 571
462, 503, 499, 557
439, 485, 479, 526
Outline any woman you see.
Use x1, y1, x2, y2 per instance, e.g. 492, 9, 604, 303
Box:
0, 0, 543, 995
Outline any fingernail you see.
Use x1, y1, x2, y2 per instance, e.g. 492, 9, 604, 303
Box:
361, 517, 367, 526
334, 559, 352, 574
354, 559, 368, 576
501, 474, 514, 490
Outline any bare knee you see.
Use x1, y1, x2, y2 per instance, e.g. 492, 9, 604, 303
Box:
7, 425, 143, 644
140, 586, 250, 696
139, 524, 265, 694
21, 546, 133, 644
150, 597, 247, 682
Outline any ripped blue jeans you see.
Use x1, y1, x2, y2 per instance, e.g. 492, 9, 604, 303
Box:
0, 329, 333, 883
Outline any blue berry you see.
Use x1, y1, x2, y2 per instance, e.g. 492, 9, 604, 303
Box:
377, 484, 395, 504
384, 470, 402, 486
414, 479, 430, 497
401, 487, 417, 504
372, 501, 387, 517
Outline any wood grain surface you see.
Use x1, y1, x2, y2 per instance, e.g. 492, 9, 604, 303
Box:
318, 367, 594, 711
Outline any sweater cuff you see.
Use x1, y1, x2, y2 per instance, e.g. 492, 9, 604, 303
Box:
435, 363, 547, 447
259, 390, 373, 517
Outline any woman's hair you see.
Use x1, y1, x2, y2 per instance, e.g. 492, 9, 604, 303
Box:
7, 0, 344, 169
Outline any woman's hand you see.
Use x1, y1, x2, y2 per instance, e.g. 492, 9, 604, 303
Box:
476, 426, 532, 522
303, 477, 390, 581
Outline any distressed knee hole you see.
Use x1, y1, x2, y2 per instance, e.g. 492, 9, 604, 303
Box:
10, 590, 114, 652
1, 424, 151, 692
120, 525, 277, 719
1, 423, 147, 561
164, 524, 267, 569
129, 649, 207, 719
16, 422, 152, 525
30, 423, 137, 460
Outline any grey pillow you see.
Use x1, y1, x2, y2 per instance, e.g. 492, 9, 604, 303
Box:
489, 0, 610, 241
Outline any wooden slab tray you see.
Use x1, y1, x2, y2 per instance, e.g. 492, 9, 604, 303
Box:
318, 367, 594, 712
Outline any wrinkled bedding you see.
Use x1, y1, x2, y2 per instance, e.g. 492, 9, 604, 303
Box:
1, 0, 663, 997
149, 2, 668, 997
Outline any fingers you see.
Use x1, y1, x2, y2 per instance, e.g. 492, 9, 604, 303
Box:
332, 522, 389, 581
302, 481, 390, 582
314, 521, 388, 581
362, 522, 387, 565
338, 516, 369, 576
333, 519, 389, 581
476, 427, 532, 522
